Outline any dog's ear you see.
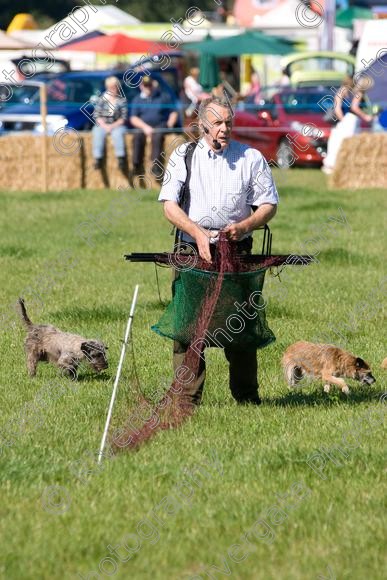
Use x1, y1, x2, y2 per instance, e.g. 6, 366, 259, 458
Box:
355, 357, 366, 368
80, 342, 93, 355
92, 341, 107, 354
81, 341, 106, 355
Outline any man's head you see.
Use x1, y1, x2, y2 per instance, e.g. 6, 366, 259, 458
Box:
198, 96, 233, 152
140, 75, 155, 96
105, 76, 121, 96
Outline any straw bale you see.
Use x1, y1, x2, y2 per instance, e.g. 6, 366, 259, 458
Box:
0, 131, 188, 192
48, 134, 82, 191
82, 132, 125, 191
331, 133, 387, 190
0, 134, 81, 192
82, 131, 188, 191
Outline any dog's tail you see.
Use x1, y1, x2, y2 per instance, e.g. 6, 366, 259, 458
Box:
17, 298, 33, 328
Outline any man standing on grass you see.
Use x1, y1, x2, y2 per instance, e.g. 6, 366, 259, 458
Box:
158, 96, 279, 406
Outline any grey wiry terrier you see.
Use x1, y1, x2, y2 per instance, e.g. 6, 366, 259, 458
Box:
18, 298, 108, 379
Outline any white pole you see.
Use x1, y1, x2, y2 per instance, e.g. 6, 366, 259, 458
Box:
320, 0, 336, 52
97, 284, 139, 464
39, 83, 48, 193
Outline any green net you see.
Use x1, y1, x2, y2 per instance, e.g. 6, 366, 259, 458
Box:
152, 267, 276, 349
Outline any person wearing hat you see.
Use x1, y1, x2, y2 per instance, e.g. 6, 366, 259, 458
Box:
130, 76, 179, 181
92, 76, 128, 171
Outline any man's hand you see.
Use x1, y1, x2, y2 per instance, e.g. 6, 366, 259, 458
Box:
96, 119, 109, 132
223, 222, 249, 241
144, 125, 153, 137
110, 119, 124, 130
167, 111, 178, 129
223, 205, 277, 241
195, 229, 212, 263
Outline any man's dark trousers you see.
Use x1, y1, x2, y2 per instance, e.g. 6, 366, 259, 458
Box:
173, 341, 259, 405
132, 130, 165, 174
172, 238, 260, 406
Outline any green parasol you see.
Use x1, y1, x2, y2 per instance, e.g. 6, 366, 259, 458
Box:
336, 7, 373, 29
199, 51, 220, 92
183, 30, 297, 57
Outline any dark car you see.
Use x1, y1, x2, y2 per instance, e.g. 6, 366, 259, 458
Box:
232, 87, 335, 168
0, 69, 181, 135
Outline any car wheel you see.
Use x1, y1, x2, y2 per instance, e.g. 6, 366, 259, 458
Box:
276, 140, 295, 169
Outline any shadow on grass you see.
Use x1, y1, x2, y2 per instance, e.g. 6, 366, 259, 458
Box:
141, 300, 170, 312
266, 302, 300, 320
319, 248, 376, 266
276, 185, 324, 199
50, 305, 128, 323
76, 372, 111, 383
1, 191, 83, 203
297, 201, 348, 212
0, 245, 35, 259
266, 387, 382, 407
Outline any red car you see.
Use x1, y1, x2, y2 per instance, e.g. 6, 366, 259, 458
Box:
232, 87, 332, 168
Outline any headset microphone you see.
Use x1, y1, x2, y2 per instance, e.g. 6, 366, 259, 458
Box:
204, 126, 222, 150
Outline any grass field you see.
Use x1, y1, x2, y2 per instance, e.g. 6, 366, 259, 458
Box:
0, 170, 385, 580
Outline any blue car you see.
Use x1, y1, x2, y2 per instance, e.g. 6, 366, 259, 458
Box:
0, 69, 181, 135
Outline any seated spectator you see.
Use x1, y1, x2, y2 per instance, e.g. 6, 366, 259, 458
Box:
92, 76, 128, 171
130, 76, 179, 179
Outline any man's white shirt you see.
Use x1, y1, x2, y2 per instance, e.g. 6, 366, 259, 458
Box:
158, 138, 279, 242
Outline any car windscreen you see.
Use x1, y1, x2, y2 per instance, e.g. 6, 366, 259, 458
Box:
278, 92, 329, 114
27, 77, 147, 105
31, 78, 105, 104
1, 74, 177, 111
279, 90, 369, 114
0, 85, 39, 106
287, 57, 354, 77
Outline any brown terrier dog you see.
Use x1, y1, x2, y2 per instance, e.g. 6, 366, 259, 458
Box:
18, 298, 108, 380
282, 341, 375, 394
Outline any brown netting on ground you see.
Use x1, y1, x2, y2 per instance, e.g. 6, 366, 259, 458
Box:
331, 133, 387, 190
